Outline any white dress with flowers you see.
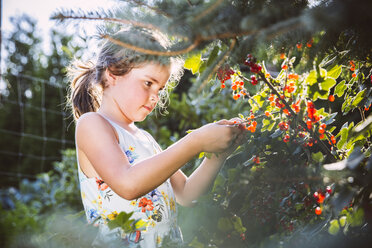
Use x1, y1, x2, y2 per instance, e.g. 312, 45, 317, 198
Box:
77, 116, 183, 247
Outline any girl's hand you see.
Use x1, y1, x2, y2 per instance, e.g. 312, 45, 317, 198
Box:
215, 118, 247, 157
193, 118, 246, 154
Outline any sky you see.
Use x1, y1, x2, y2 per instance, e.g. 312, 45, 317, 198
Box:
1, 0, 118, 68
2, 0, 117, 35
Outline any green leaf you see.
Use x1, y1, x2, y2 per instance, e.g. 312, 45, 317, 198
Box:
328, 219, 340, 235
262, 119, 275, 132
184, 53, 203, 74
227, 168, 238, 184
347, 208, 364, 227
217, 217, 233, 232
320, 68, 327, 78
252, 94, 265, 108
312, 151, 324, 163
107, 212, 134, 231
320, 78, 336, 91
318, 90, 330, 100
335, 80, 346, 97
327, 65, 342, 79
232, 216, 246, 233
306, 70, 318, 86
212, 174, 226, 192
189, 237, 205, 248
342, 97, 353, 114
351, 89, 366, 107
323, 112, 338, 125
206, 46, 220, 66
337, 127, 349, 149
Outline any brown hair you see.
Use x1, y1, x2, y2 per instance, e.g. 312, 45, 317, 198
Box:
67, 28, 183, 120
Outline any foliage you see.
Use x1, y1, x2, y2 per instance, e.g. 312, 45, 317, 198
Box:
176, 37, 372, 247
0, 149, 97, 247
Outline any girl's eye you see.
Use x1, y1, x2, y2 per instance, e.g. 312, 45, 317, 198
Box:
145, 81, 152, 87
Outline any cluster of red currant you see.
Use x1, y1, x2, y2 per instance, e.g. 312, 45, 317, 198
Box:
296, 39, 313, 51
350, 60, 357, 78
217, 64, 235, 89
244, 113, 257, 133
253, 155, 260, 164
306, 101, 336, 146
244, 54, 262, 74
313, 186, 332, 215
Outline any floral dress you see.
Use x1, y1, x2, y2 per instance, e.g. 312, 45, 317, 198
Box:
77, 116, 183, 247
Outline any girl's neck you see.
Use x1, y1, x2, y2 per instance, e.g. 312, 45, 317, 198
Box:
97, 108, 138, 135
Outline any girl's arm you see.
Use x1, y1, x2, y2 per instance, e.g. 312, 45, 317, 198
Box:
170, 121, 245, 206
76, 113, 240, 200
170, 154, 227, 207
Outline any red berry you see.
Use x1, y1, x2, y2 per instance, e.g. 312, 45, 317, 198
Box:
326, 186, 332, 194
313, 192, 319, 199
317, 193, 325, 203
315, 207, 322, 215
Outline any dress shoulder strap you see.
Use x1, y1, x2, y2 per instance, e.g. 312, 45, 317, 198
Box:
97, 114, 128, 147
140, 129, 163, 154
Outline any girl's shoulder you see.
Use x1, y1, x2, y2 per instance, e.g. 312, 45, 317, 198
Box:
76, 112, 108, 132
76, 112, 118, 145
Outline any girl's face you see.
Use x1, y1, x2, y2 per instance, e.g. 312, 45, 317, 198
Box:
107, 63, 170, 124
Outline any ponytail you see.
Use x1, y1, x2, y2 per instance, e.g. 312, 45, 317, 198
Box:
67, 61, 103, 120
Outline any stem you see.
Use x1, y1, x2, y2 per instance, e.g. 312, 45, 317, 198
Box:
235, 111, 281, 125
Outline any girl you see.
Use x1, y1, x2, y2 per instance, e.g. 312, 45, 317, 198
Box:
68, 28, 245, 247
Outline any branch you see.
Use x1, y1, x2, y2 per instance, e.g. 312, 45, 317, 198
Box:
102, 34, 201, 56
52, 13, 161, 32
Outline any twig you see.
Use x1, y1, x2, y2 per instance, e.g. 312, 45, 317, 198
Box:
102, 34, 201, 56
127, 0, 173, 18
193, 0, 225, 22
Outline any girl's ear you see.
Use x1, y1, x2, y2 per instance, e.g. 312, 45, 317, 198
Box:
105, 69, 117, 86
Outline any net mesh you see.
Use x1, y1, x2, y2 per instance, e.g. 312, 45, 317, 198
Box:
0, 72, 75, 187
